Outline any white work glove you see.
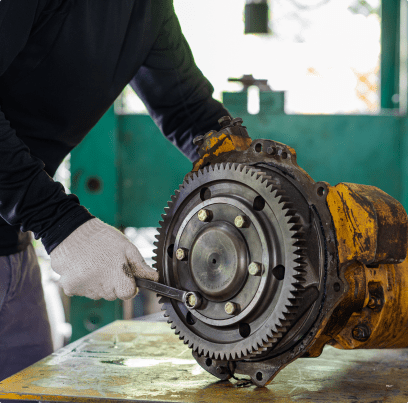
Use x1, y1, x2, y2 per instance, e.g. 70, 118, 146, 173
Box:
50, 218, 159, 300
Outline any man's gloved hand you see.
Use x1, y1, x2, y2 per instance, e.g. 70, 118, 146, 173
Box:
50, 218, 159, 300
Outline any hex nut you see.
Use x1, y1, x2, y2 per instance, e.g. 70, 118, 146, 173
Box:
225, 302, 238, 315
248, 262, 262, 276
352, 324, 371, 342
198, 209, 212, 222
234, 215, 247, 228
175, 248, 187, 261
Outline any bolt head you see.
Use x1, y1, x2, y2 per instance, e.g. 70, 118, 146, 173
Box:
193, 135, 204, 146
231, 117, 243, 126
248, 262, 262, 276
175, 248, 186, 261
266, 146, 276, 155
185, 292, 202, 309
216, 366, 227, 375
352, 324, 371, 341
225, 302, 238, 315
218, 116, 232, 127
187, 294, 197, 307
198, 209, 211, 222
234, 215, 246, 228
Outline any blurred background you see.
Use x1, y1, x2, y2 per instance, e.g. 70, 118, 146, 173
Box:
39, 0, 408, 349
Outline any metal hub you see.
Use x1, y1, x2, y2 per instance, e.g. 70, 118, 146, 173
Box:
190, 222, 248, 301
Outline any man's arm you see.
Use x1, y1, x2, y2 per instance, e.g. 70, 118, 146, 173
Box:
0, 1, 158, 300
0, 0, 94, 253
129, 1, 230, 162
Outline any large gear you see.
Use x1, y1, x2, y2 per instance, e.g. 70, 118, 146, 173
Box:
153, 163, 307, 360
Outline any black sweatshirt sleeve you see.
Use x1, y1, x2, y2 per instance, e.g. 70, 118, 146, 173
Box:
0, 1, 93, 254
129, 1, 230, 162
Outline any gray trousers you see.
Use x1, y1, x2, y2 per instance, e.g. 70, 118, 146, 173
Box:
0, 244, 53, 381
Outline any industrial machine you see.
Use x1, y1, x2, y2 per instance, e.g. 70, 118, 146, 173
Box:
139, 115, 408, 387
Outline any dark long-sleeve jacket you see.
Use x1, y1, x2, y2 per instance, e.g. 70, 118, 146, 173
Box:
0, 0, 229, 255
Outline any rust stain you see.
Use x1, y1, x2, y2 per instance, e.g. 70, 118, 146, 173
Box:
326, 183, 377, 265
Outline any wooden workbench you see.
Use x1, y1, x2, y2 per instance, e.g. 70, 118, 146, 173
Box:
1, 319, 408, 402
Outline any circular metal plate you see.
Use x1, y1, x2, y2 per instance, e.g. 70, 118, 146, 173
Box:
190, 221, 248, 301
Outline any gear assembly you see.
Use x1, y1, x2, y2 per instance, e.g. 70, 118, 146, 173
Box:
137, 115, 408, 387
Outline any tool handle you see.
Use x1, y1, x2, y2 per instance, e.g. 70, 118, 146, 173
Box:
135, 278, 186, 302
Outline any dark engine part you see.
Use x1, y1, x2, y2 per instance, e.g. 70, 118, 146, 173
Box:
153, 116, 408, 386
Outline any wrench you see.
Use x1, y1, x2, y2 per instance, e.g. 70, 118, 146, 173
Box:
135, 278, 203, 309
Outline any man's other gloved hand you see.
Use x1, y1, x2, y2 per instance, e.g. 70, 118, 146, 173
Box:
50, 218, 159, 300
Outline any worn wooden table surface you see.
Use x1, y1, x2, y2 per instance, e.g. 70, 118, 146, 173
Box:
1, 320, 408, 402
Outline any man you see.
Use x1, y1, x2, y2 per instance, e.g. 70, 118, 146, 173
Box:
0, 0, 229, 380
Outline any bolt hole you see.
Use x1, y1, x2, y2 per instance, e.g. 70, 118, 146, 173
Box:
281, 151, 288, 159
317, 187, 326, 197
86, 177, 102, 192
253, 195, 265, 211
167, 244, 174, 259
272, 264, 285, 281
239, 323, 251, 338
205, 358, 212, 367
256, 371, 263, 381
333, 282, 341, 292
255, 143, 263, 153
186, 312, 196, 326
200, 187, 212, 201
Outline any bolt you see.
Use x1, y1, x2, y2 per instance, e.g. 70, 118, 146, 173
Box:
352, 324, 371, 342
231, 117, 243, 126
187, 294, 196, 307
175, 248, 187, 261
234, 215, 248, 228
193, 135, 204, 146
198, 209, 212, 222
218, 116, 232, 127
248, 262, 262, 276
216, 366, 227, 375
185, 292, 202, 309
225, 302, 238, 315
367, 296, 381, 310
266, 146, 276, 155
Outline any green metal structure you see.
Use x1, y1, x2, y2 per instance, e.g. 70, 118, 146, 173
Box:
69, 0, 407, 341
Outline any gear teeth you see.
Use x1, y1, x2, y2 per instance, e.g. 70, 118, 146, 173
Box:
155, 163, 308, 362
293, 240, 306, 247
282, 202, 294, 209
278, 195, 290, 203
294, 274, 306, 282
290, 224, 303, 232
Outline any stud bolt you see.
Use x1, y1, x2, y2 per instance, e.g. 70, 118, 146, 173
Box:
225, 302, 238, 315
234, 215, 248, 228
248, 262, 263, 276
175, 248, 187, 261
198, 209, 212, 222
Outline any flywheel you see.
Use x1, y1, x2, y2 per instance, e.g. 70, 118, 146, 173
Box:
153, 163, 308, 360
